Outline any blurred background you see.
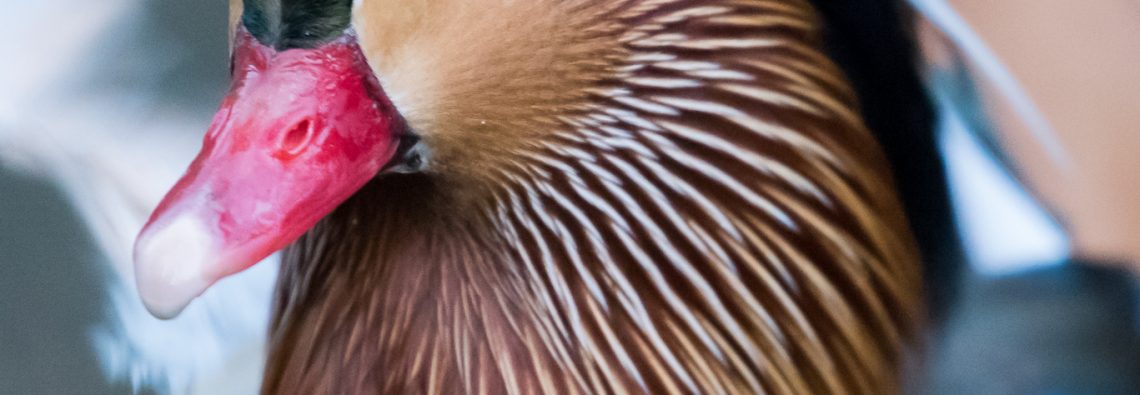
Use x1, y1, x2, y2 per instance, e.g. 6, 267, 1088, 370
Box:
0, 1, 221, 393
1, 0, 1137, 394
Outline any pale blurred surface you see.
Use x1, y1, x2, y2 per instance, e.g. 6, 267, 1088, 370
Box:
946, 0, 1140, 270
1, 1, 229, 393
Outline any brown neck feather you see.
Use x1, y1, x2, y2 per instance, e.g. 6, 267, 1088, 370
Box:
265, 175, 570, 394
262, 1, 922, 394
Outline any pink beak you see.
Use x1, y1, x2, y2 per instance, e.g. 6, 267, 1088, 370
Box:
133, 29, 402, 318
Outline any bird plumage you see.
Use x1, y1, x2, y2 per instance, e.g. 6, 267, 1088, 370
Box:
0, 0, 922, 393
3, 0, 1082, 393
258, 0, 922, 393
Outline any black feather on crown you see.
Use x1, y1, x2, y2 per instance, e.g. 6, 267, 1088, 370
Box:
242, 0, 353, 50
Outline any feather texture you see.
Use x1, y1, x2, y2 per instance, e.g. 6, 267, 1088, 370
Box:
265, 0, 921, 394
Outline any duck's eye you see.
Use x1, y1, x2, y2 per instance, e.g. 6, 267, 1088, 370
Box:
384, 134, 430, 174
405, 151, 424, 170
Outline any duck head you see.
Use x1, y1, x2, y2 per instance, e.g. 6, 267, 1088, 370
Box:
133, 1, 405, 319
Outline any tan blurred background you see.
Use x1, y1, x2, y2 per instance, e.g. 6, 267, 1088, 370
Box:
939, 0, 1140, 270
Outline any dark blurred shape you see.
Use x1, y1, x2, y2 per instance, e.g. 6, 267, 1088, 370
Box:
810, 0, 966, 326
934, 265, 1140, 394
0, 170, 130, 395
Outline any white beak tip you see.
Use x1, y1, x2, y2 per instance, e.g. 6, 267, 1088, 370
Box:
133, 213, 218, 320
